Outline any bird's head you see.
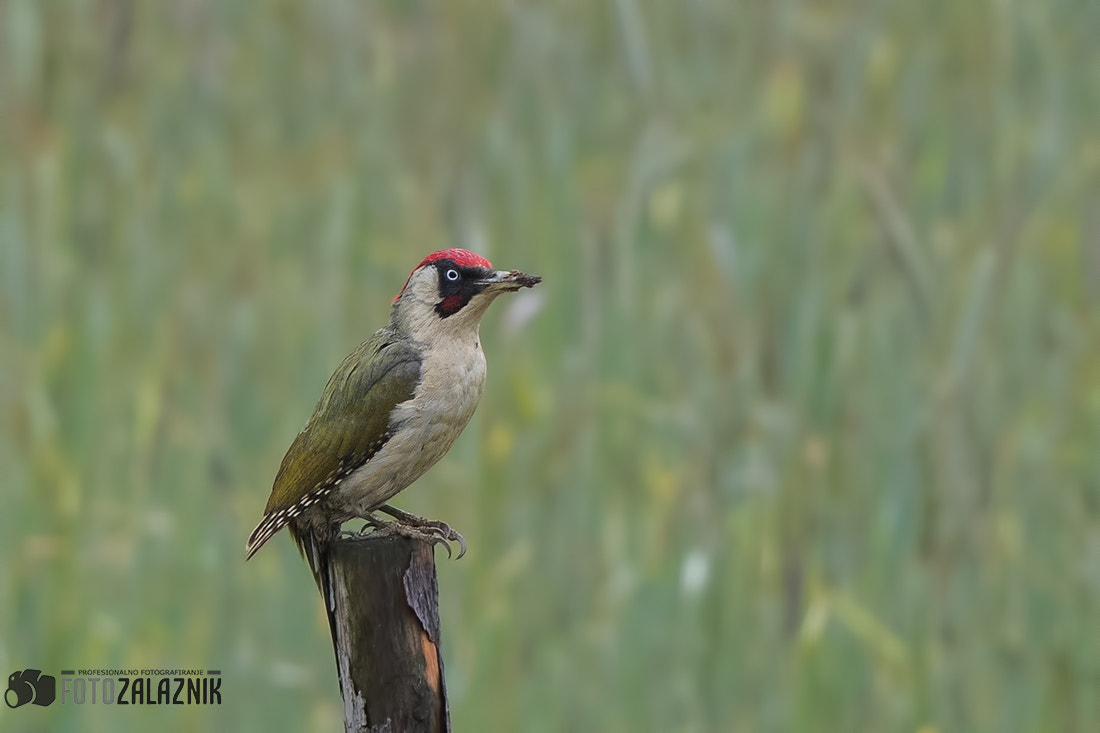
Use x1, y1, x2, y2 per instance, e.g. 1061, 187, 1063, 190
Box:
392, 248, 541, 340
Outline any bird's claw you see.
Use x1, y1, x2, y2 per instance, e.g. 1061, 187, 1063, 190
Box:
354, 506, 467, 559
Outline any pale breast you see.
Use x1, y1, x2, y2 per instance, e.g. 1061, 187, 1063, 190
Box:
335, 336, 487, 517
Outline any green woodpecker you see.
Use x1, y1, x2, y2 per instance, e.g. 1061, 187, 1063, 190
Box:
245, 248, 540, 585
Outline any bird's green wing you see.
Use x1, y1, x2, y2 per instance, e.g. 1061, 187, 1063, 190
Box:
264, 330, 422, 516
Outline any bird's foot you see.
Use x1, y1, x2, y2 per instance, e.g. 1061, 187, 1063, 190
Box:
355, 506, 467, 559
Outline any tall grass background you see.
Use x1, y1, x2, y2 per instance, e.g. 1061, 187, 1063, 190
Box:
2, 1, 1098, 731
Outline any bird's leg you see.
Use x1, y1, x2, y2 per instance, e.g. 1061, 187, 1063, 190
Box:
369, 504, 467, 559
346, 507, 466, 558
355, 519, 464, 559
340, 512, 388, 539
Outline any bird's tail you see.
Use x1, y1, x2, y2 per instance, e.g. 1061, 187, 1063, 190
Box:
289, 524, 342, 670
288, 523, 332, 598
249, 520, 341, 676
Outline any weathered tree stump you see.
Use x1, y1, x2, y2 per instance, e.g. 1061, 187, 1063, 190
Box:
326, 535, 449, 733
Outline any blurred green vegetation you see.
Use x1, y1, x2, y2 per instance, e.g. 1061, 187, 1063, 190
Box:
2, 0, 1099, 731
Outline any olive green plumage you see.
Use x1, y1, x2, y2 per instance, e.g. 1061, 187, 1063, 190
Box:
244, 327, 421, 561
267, 330, 420, 514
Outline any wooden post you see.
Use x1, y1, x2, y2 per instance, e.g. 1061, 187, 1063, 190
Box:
326, 535, 450, 733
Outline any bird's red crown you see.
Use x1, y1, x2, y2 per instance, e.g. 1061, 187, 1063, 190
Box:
415, 248, 493, 271
395, 248, 494, 301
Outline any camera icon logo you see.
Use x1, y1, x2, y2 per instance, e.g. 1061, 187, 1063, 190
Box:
6, 669, 57, 708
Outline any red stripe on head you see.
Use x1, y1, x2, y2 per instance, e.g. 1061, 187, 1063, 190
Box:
416, 248, 493, 271
394, 248, 495, 301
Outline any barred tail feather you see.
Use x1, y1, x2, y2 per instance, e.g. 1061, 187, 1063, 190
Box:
245, 484, 337, 561
245, 511, 289, 560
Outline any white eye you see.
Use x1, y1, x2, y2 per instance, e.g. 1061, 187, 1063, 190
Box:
445, 268, 460, 281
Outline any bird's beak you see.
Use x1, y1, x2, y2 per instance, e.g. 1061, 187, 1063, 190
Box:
479, 269, 542, 292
